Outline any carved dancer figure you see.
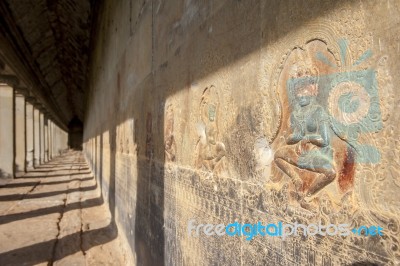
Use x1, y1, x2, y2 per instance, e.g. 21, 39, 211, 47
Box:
164, 104, 176, 162
274, 65, 336, 200
195, 86, 226, 175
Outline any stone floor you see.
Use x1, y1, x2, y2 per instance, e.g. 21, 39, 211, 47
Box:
0, 151, 132, 266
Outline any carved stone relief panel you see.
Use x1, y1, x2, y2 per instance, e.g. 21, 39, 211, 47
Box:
194, 86, 228, 179
164, 103, 176, 162
264, 37, 400, 263
116, 118, 136, 156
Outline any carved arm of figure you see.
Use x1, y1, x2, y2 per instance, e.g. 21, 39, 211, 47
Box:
305, 121, 329, 147
287, 114, 304, 145
305, 107, 330, 147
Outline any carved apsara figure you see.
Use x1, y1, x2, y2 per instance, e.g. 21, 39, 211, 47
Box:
164, 104, 176, 162
274, 63, 336, 200
195, 86, 227, 175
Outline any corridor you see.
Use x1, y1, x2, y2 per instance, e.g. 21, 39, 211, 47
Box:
1, 0, 400, 265
0, 151, 132, 266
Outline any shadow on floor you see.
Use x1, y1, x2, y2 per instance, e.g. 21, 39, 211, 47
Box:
17, 171, 93, 179
0, 195, 103, 225
0, 182, 97, 202
0, 153, 118, 265
0, 176, 94, 189
0, 218, 117, 265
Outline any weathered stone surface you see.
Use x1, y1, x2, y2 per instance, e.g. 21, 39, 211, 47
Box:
0, 84, 14, 178
14, 92, 26, 175
26, 102, 35, 171
33, 108, 41, 167
82, 0, 400, 265
40, 112, 46, 165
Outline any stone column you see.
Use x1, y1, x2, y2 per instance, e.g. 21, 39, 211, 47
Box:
62, 130, 68, 151
44, 116, 49, 162
25, 99, 34, 170
33, 107, 40, 167
48, 120, 53, 160
14, 89, 26, 175
53, 124, 58, 156
52, 123, 56, 157
39, 112, 45, 164
0, 84, 14, 178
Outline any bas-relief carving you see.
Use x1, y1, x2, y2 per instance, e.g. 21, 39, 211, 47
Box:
275, 72, 336, 200
164, 32, 399, 265
174, 37, 397, 265
263, 38, 400, 263
81, 3, 400, 264
270, 39, 380, 204
194, 86, 228, 180
164, 104, 176, 162
116, 118, 136, 156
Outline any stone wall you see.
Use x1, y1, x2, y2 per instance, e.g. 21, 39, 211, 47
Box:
83, 0, 400, 265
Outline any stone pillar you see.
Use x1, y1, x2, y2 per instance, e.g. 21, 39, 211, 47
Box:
53, 124, 58, 156
0, 84, 14, 178
14, 90, 26, 175
62, 130, 68, 151
25, 100, 34, 170
39, 112, 45, 164
44, 116, 49, 162
52, 123, 56, 157
33, 107, 40, 167
48, 120, 53, 160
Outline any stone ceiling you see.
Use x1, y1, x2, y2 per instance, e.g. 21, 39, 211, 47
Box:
0, 0, 95, 127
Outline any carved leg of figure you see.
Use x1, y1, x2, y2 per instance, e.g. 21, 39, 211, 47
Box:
305, 162, 336, 199
274, 158, 303, 191
274, 147, 304, 191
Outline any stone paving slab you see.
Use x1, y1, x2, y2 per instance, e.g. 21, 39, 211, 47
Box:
0, 151, 133, 266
